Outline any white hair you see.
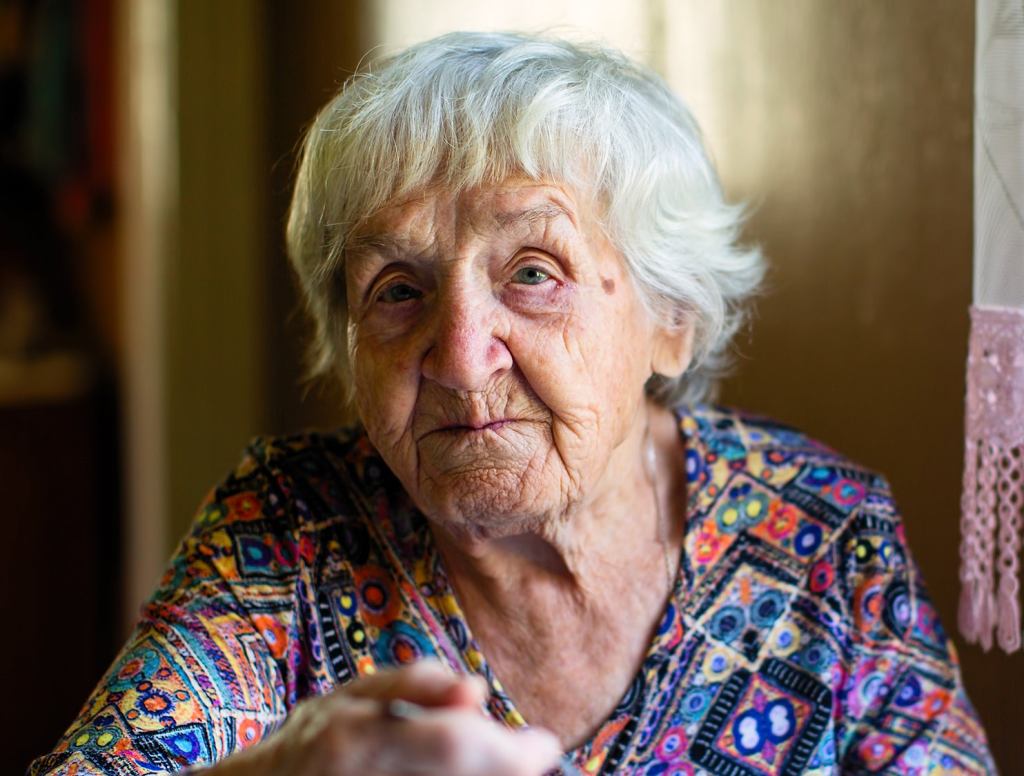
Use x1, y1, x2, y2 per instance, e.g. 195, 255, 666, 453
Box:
286, 31, 764, 405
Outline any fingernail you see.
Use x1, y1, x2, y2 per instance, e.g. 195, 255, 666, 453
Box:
409, 658, 450, 677
468, 674, 489, 695
517, 727, 561, 754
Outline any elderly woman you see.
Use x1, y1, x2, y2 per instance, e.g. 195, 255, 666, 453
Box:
32, 32, 992, 776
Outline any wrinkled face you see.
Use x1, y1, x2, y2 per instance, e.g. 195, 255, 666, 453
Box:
345, 180, 674, 540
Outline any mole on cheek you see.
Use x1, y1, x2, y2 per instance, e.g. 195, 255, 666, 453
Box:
601, 277, 616, 295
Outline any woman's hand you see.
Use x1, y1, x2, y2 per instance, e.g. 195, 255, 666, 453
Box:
203, 660, 563, 776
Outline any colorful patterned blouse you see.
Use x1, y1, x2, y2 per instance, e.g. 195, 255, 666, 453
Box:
29, 405, 995, 775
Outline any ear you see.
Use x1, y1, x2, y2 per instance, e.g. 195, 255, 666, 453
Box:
651, 323, 695, 379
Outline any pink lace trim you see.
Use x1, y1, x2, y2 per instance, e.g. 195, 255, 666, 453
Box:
959, 305, 1024, 652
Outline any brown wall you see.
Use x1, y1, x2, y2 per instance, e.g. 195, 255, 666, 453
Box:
262, 0, 365, 436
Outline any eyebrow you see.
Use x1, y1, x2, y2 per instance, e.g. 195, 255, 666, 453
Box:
345, 201, 575, 259
493, 202, 574, 231
344, 233, 408, 257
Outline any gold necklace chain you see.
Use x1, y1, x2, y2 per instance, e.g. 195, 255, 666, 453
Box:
645, 426, 676, 594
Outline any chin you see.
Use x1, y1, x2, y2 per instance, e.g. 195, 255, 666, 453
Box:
409, 420, 567, 536
419, 468, 562, 542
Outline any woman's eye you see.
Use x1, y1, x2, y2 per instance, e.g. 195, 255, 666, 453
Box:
511, 266, 551, 285
377, 283, 421, 304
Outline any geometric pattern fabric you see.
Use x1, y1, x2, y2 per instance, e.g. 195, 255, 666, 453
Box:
29, 405, 995, 774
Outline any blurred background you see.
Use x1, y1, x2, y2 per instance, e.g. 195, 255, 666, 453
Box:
2, 0, 1019, 773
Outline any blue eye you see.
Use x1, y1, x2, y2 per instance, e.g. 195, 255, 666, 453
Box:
512, 266, 550, 285
378, 283, 421, 303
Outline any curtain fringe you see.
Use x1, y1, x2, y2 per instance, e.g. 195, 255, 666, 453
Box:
959, 306, 1024, 653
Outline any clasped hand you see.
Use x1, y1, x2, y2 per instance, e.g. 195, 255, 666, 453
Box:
203, 660, 563, 775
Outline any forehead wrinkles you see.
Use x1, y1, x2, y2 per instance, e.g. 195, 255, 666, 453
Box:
362, 193, 452, 253
351, 192, 504, 269
349, 184, 588, 271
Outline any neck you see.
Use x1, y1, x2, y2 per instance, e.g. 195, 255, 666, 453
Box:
428, 403, 686, 749
431, 402, 684, 624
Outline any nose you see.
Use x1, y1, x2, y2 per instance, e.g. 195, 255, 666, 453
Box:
421, 288, 513, 392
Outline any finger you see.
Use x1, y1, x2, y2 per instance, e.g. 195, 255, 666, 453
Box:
367, 708, 562, 776
437, 672, 488, 710
343, 659, 486, 710
479, 728, 564, 776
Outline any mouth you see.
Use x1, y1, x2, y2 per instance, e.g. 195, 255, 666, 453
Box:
434, 419, 513, 434
415, 418, 521, 443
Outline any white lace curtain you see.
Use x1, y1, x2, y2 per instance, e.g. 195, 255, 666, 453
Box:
959, 0, 1024, 653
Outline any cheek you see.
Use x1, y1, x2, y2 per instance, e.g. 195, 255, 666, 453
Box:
511, 292, 654, 408
352, 333, 421, 444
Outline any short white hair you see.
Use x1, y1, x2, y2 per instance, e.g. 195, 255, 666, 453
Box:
286, 31, 764, 405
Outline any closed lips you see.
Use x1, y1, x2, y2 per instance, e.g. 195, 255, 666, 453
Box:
435, 419, 512, 433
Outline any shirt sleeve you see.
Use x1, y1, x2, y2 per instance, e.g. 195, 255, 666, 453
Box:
832, 479, 996, 774
27, 450, 293, 776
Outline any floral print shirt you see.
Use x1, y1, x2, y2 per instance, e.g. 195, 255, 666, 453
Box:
29, 405, 995, 775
